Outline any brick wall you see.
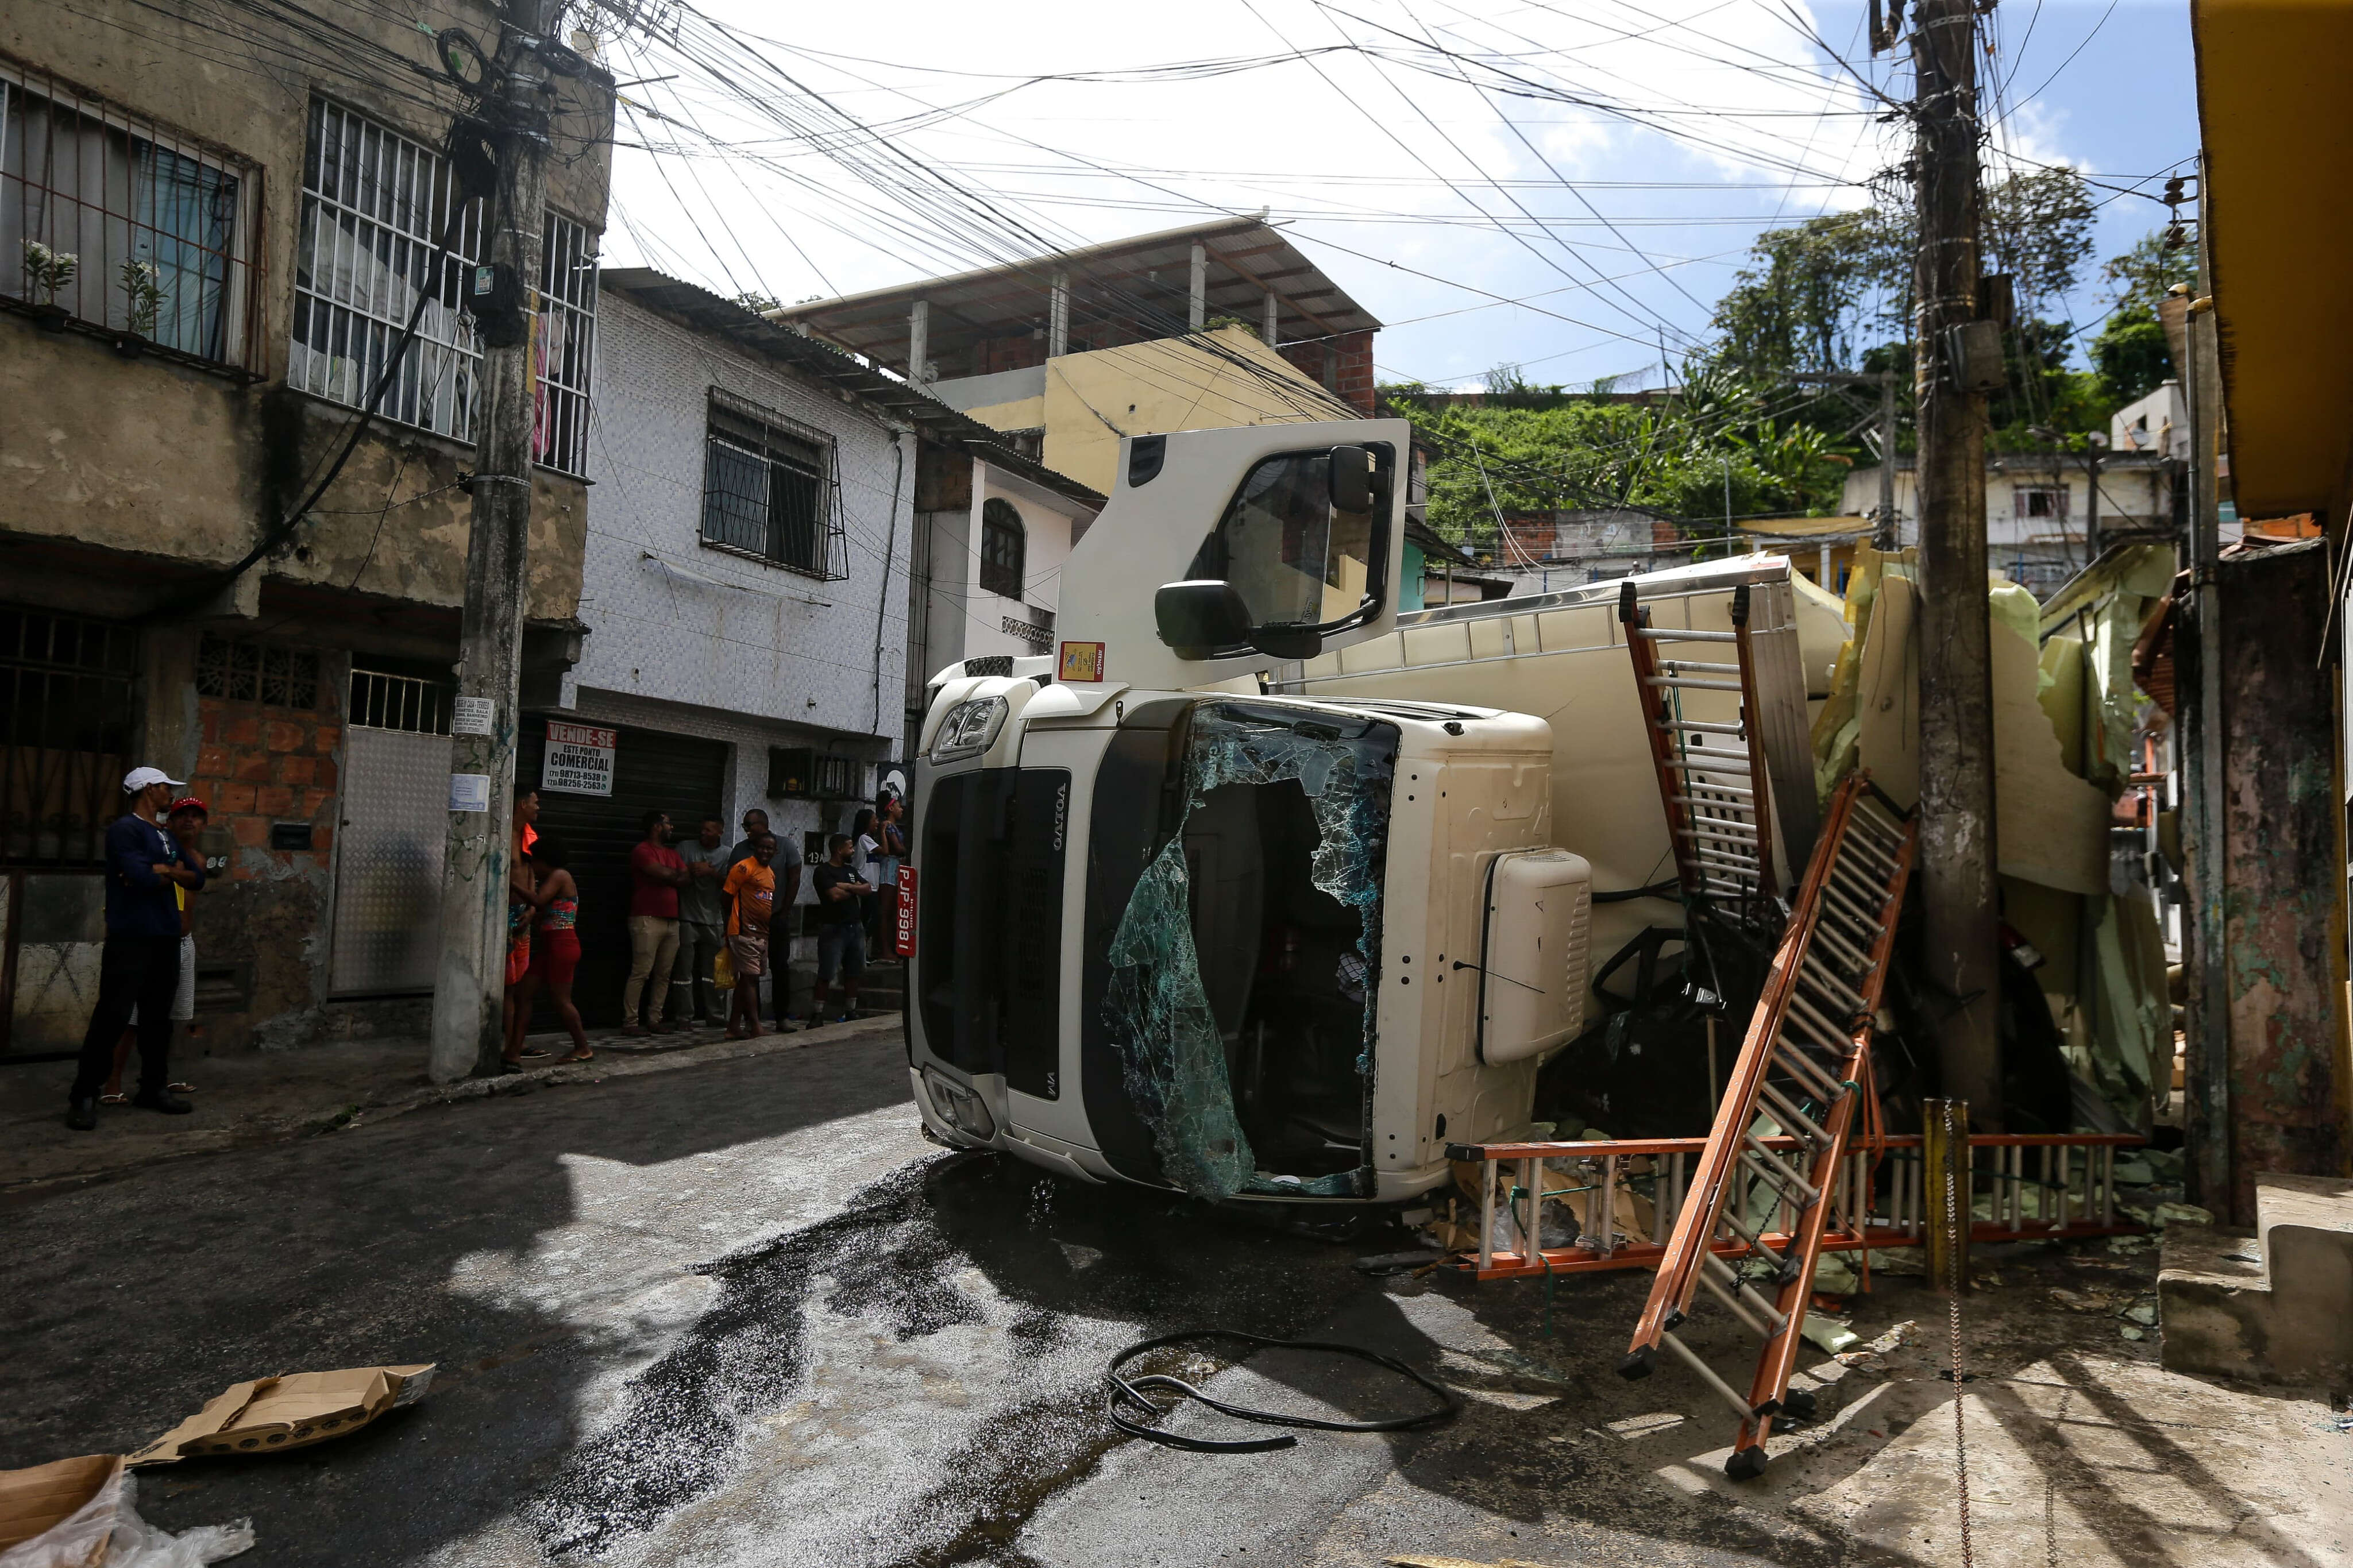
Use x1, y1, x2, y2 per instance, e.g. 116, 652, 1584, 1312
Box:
1333, 329, 1375, 415
184, 638, 343, 1048
1279, 340, 1329, 390
192, 697, 341, 872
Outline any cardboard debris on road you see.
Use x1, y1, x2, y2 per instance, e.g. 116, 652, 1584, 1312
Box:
128, 1364, 435, 1466
0, 1454, 121, 1555
0, 1453, 252, 1566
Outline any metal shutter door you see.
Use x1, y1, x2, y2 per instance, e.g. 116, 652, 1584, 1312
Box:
520, 720, 728, 1028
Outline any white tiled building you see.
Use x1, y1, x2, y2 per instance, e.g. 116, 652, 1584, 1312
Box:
526, 269, 1098, 1025
565, 271, 911, 850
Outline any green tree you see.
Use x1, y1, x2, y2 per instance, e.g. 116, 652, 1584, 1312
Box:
2088, 231, 2194, 403
1981, 168, 2098, 311
1708, 210, 1899, 375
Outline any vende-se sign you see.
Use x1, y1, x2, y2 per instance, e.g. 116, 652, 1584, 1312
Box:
542, 721, 616, 796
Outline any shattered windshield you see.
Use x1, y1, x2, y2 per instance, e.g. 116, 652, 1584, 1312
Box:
1096, 701, 1398, 1200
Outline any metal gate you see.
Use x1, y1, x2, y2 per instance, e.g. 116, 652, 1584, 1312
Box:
329, 672, 454, 995
519, 718, 727, 1028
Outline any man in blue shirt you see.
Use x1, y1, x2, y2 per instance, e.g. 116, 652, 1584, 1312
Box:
67, 766, 205, 1130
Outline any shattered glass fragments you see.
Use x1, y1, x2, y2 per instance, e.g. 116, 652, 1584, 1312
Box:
1102, 703, 1394, 1200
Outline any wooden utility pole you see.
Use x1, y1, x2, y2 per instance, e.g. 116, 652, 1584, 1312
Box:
1877, 368, 1899, 550
429, 1, 554, 1083
1910, 0, 2003, 1118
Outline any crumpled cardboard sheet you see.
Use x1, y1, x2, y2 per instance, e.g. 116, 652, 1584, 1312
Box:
0, 1455, 251, 1568
127, 1364, 435, 1466
0, 1455, 121, 1558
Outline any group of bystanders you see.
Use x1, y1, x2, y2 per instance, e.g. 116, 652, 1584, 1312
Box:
502, 791, 905, 1053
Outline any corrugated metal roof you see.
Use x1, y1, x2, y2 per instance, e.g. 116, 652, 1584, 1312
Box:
767, 217, 1378, 377
599, 267, 1104, 509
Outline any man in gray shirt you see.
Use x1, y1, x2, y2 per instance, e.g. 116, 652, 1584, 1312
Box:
671, 816, 728, 1027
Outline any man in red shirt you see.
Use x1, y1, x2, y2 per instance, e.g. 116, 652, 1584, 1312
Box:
623, 810, 688, 1034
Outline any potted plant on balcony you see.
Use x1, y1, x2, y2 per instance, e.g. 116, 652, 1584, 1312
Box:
21, 241, 76, 329
116, 258, 163, 358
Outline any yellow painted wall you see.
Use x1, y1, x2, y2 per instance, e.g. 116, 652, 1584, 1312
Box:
958, 394, 1047, 431
1032, 328, 1352, 494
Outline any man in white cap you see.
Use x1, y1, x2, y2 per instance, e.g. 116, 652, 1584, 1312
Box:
67, 766, 204, 1130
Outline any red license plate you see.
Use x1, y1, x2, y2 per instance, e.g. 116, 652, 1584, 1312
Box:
895, 866, 916, 957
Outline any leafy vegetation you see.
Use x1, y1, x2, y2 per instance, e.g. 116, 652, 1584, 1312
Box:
1386, 363, 1858, 553
1384, 168, 2193, 548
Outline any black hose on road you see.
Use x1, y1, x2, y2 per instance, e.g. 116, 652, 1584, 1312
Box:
1105, 1328, 1459, 1454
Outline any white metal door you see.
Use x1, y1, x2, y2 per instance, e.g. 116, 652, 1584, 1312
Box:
330, 725, 453, 995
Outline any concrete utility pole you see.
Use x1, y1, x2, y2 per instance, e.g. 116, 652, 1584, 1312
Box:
1910, 0, 2003, 1119
429, 0, 555, 1084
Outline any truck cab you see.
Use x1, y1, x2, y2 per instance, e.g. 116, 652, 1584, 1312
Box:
905, 418, 1595, 1204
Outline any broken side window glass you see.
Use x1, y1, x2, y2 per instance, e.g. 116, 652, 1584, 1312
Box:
1100, 701, 1397, 1200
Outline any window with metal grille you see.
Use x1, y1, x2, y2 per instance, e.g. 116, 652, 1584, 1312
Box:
195, 635, 319, 709
980, 497, 1025, 598
290, 98, 598, 476
2015, 486, 2069, 522
0, 62, 259, 368
0, 606, 138, 867
349, 664, 453, 734
700, 392, 847, 580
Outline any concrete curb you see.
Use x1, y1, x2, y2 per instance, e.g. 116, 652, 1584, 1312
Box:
5, 1014, 904, 1200
330, 1013, 904, 1129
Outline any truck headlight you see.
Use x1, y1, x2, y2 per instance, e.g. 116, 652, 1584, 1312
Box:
929, 696, 1008, 763
922, 1066, 997, 1140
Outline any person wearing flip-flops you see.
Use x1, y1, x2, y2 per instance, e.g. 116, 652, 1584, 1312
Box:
97, 795, 211, 1107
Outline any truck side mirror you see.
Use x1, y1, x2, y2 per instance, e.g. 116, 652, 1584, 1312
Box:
1156, 580, 1253, 659
1329, 445, 1372, 513
1249, 621, 1322, 661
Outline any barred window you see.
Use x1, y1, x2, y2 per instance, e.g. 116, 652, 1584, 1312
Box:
349, 665, 453, 733
0, 605, 137, 867
699, 392, 847, 580
0, 64, 258, 368
195, 635, 320, 709
980, 497, 1025, 598
290, 99, 597, 476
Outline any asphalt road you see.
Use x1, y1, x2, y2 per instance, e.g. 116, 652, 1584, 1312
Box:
5, 1034, 1926, 1567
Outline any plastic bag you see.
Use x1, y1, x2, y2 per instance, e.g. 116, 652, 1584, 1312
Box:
0, 1465, 252, 1568
712, 945, 734, 991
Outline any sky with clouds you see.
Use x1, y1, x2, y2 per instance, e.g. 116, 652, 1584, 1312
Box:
595, 0, 2199, 389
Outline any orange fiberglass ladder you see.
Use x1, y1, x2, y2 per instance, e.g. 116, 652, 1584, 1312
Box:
1618, 772, 1916, 1480
1618, 579, 1779, 918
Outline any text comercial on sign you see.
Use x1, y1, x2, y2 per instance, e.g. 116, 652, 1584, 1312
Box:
542, 721, 617, 796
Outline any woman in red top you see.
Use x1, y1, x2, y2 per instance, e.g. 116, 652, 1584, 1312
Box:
508, 833, 592, 1066
500, 790, 541, 1068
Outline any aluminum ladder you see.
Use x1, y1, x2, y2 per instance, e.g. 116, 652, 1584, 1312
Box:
1618, 579, 1780, 914
1618, 771, 1916, 1479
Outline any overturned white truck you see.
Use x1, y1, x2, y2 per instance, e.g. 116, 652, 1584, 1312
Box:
905, 416, 1826, 1204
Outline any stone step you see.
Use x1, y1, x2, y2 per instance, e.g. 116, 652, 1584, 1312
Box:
2159, 1172, 2353, 1385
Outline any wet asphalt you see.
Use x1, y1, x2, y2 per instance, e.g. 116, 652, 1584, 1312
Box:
2, 1034, 1906, 1567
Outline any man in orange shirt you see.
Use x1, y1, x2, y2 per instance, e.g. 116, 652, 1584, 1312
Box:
721, 833, 783, 1040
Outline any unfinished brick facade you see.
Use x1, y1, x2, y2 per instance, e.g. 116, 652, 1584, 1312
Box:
183, 635, 346, 1049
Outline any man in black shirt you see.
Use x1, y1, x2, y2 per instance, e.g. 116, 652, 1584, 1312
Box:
808, 833, 871, 1025
68, 766, 203, 1129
